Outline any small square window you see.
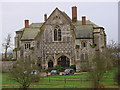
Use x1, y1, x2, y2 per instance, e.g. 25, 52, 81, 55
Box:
81, 42, 87, 47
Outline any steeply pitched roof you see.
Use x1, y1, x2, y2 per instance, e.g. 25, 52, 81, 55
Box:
19, 8, 102, 41
39, 8, 73, 30
16, 23, 43, 32
21, 28, 40, 41
29, 23, 43, 28
73, 20, 100, 27
35, 8, 74, 40
21, 23, 43, 41
74, 25, 93, 39
62, 12, 72, 22
16, 28, 24, 32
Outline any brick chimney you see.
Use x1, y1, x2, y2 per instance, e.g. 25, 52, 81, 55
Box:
24, 20, 29, 28
72, 6, 77, 22
44, 14, 47, 22
82, 16, 86, 25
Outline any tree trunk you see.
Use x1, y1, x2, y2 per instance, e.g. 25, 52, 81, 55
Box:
21, 84, 29, 89
4, 47, 7, 58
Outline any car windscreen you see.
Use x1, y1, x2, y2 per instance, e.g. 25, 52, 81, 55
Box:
64, 69, 70, 72
51, 70, 57, 72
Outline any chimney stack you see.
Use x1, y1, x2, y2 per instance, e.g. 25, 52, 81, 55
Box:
72, 6, 77, 22
24, 20, 29, 28
44, 14, 47, 22
82, 16, 86, 25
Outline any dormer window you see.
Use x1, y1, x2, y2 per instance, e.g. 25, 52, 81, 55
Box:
25, 43, 31, 49
81, 41, 87, 47
54, 28, 61, 41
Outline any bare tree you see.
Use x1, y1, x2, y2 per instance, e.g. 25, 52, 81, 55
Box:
9, 57, 42, 89
2, 34, 12, 58
88, 46, 115, 89
103, 41, 120, 88
117, 44, 120, 88
112, 42, 120, 88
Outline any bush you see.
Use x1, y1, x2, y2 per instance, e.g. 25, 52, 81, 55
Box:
70, 65, 76, 71
54, 65, 62, 71
45, 68, 53, 72
45, 65, 63, 72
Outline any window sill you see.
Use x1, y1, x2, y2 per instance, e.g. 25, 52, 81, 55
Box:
52, 41, 65, 43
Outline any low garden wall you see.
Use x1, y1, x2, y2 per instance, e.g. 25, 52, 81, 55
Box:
1, 61, 16, 72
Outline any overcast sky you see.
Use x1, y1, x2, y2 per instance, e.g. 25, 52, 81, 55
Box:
0, 1, 118, 53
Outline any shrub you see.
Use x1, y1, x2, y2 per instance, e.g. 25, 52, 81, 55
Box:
70, 65, 76, 71
45, 68, 53, 72
54, 65, 62, 71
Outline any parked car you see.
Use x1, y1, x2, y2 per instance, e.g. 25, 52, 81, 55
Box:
62, 68, 75, 75
50, 70, 60, 75
23, 70, 40, 75
31, 70, 40, 75
31, 70, 40, 82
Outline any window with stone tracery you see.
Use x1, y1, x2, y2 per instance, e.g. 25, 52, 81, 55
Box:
54, 28, 61, 41
58, 29, 61, 41
80, 53, 88, 61
54, 29, 57, 41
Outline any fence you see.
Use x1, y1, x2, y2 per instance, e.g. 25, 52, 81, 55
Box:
41, 75, 117, 88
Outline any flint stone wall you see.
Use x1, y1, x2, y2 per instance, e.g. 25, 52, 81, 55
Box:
1, 61, 16, 72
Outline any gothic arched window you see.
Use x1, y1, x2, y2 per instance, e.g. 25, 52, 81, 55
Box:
81, 53, 84, 61
81, 53, 88, 61
54, 29, 57, 41
58, 29, 61, 41
48, 60, 53, 68
54, 28, 62, 41
85, 53, 88, 60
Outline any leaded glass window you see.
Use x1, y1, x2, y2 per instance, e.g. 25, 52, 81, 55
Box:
54, 28, 62, 41
54, 29, 57, 41
58, 29, 61, 41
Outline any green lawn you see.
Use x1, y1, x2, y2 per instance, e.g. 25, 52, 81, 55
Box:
0, 72, 2, 84
0, 72, 2, 90
2, 67, 118, 88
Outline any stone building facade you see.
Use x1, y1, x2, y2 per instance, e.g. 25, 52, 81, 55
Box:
13, 6, 106, 71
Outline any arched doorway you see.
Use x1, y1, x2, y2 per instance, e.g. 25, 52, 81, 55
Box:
57, 55, 70, 68
48, 60, 53, 68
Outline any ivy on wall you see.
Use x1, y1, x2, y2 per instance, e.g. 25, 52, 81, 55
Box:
76, 45, 80, 49
89, 43, 96, 48
13, 47, 21, 51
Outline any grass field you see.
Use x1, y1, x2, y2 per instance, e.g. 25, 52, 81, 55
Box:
1, 67, 119, 88
0, 72, 2, 90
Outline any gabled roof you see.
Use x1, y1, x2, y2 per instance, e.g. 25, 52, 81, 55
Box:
39, 8, 73, 30
35, 7, 74, 40
62, 12, 72, 22
18, 7, 103, 41
16, 23, 43, 32
29, 23, 43, 28
73, 20, 100, 27
21, 28, 40, 41
74, 25, 93, 39
21, 23, 43, 41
